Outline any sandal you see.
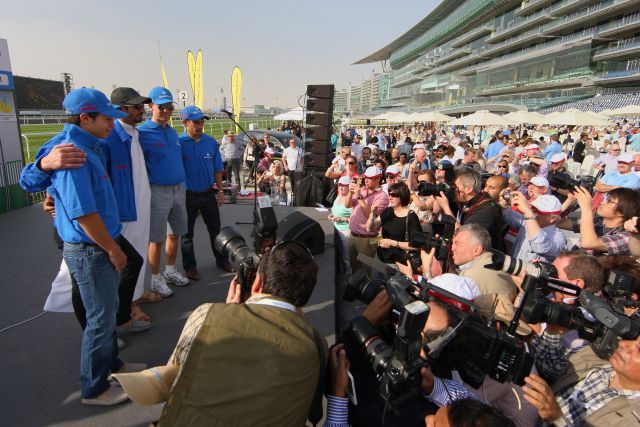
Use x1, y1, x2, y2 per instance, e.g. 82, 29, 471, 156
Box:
134, 291, 163, 304
131, 304, 151, 322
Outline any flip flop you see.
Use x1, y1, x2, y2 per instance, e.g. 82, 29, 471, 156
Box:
134, 291, 163, 304
131, 305, 151, 323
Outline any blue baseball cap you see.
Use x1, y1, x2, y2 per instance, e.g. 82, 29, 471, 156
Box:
148, 86, 174, 105
63, 88, 127, 118
180, 105, 210, 121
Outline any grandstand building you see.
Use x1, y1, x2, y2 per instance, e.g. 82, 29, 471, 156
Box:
355, 0, 640, 113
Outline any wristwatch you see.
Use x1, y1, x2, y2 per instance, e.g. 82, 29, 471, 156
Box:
524, 214, 537, 220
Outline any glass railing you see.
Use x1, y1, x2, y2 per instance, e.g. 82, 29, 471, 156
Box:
594, 39, 640, 57
491, 7, 552, 40
598, 69, 640, 79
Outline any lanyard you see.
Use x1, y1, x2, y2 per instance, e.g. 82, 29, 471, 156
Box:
246, 296, 297, 313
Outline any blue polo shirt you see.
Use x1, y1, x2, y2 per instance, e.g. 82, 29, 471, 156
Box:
50, 125, 122, 243
601, 171, 640, 190
138, 119, 185, 186
19, 124, 74, 193
486, 140, 505, 160
101, 120, 137, 222
179, 132, 224, 192
543, 141, 563, 161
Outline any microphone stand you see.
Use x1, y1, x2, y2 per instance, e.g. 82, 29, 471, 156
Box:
223, 111, 265, 226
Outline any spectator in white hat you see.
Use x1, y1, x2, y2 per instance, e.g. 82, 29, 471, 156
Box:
381, 164, 402, 194
527, 176, 551, 201
593, 152, 640, 193
329, 176, 354, 273
345, 166, 389, 273
520, 143, 548, 178
503, 193, 567, 263
547, 153, 572, 201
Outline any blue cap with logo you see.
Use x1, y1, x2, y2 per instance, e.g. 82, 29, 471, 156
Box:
180, 105, 210, 121
63, 87, 127, 118
148, 86, 174, 105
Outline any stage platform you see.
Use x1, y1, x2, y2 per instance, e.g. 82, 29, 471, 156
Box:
0, 202, 336, 426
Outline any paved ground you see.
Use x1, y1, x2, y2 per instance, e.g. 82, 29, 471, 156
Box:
0, 201, 336, 427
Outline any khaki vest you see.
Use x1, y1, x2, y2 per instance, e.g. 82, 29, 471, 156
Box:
552, 345, 606, 394
160, 301, 323, 427
585, 396, 640, 426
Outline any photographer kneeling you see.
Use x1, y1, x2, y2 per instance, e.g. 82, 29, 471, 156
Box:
126, 241, 326, 426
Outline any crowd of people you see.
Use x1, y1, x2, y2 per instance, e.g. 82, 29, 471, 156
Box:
17, 85, 640, 426
322, 121, 640, 426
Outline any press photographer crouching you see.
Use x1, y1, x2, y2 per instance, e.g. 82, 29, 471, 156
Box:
113, 230, 327, 426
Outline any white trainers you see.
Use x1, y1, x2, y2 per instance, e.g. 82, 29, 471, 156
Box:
163, 269, 190, 287
151, 275, 174, 297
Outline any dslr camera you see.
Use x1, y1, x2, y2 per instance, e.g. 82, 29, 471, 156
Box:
214, 227, 261, 299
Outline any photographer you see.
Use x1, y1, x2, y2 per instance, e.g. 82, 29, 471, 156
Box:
366, 182, 421, 271
159, 240, 326, 426
451, 224, 518, 301
502, 193, 567, 263
522, 336, 640, 426
557, 187, 639, 256
435, 169, 506, 252
527, 252, 606, 385
346, 166, 389, 273
547, 153, 571, 202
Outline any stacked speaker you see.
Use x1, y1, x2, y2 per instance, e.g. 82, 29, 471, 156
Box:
304, 85, 334, 172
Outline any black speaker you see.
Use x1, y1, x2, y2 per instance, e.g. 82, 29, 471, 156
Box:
306, 85, 334, 99
307, 98, 332, 112
304, 152, 331, 168
277, 211, 325, 255
306, 112, 332, 128
306, 126, 331, 140
306, 139, 329, 155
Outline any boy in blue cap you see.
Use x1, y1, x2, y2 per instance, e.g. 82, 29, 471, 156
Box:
179, 106, 226, 280
49, 88, 140, 405
138, 87, 190, 296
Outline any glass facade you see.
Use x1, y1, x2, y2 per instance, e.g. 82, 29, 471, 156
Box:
362, 0, 640, 111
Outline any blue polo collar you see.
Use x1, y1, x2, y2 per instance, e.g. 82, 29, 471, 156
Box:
113, 120, 132, 142
67, 124, 102, 152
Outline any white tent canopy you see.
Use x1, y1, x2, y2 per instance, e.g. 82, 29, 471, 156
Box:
605, 105, 640, 117
407, 111, 453, 122
503, 110, 547, 125
274, 107, 305, 121
545, 109, 611, 126
449, 110, 519, 126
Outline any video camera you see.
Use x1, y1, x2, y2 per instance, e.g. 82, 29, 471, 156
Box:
214, 227, 261, 299
407, 214, 457, 268
345, 254, 534, 407
484, 251, 640, 358
417, 182, 450, 197
548, 173, 596, 193
605, 270, 640, 311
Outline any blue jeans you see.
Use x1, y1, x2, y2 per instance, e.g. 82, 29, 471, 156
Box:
63, 242, 123, 398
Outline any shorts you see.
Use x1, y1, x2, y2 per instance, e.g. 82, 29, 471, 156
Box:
149, 183, 187, 242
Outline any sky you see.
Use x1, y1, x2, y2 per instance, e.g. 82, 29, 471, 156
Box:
2, 0, 440, 110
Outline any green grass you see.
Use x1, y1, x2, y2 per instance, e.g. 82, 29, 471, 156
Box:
19, 118, 281, 162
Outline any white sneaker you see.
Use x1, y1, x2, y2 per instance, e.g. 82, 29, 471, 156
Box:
163, 269, 190, 287
151, 275, 174, 297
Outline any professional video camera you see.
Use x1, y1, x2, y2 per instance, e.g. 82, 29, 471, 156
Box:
214, 227, 261, 299
485, 251, 640, 358
604, 270, 640, 311
345, 254, 534, 406
409, 231, 450, 263
548, 173, 596, 193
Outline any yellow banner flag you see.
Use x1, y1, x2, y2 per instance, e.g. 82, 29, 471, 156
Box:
231, 66, 242, 134
187, 50, 204, 109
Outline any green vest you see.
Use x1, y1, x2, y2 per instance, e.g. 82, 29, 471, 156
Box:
160, 301, 323, 427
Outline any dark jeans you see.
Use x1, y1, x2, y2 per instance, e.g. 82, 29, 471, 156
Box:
181, 191, 225, 270
229, 158, 242, 187
53, 228, 143, 328
287, 170, 297, 195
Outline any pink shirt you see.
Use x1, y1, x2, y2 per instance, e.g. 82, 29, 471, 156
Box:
348, 187, 389, 236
